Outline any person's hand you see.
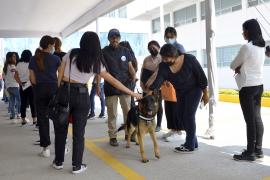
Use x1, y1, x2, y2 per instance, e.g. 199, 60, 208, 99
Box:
96, 86, 101, 97
133, 92, 142, 100
201, 93, 209, 106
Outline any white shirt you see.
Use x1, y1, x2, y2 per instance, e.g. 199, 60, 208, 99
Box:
230, 42, 265, 90
5, 65, 19, 88
63, 50, 106, 84
16, 62, 30, 82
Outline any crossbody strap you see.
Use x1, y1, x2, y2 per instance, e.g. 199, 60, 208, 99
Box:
67, 56, 72, 109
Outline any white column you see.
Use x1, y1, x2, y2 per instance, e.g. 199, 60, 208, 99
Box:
159, 4, 165, 36
96, 18, 100, 36
170, 12, 174, 27
241, 0, 248, 19
205, 0, 218, 139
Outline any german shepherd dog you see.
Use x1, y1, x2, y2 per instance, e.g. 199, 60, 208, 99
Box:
118, 90, 160, 163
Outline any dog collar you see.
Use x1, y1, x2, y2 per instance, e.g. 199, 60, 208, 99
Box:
139, 115, 155, 121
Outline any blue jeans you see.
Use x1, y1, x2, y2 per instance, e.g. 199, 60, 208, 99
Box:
89, 83, 105, 115
7, 87, 21, 118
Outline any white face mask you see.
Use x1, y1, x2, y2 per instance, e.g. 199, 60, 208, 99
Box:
165, 38, 176, 45
50, 47, 55, 54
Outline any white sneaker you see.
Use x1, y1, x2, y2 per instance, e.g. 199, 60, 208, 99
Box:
39, 148, 50, 158
165, 133, 183, 142
16, 114, 21, 119
162, 131, 175, 139
72, 164, 87, 174
203, 128, 215, 139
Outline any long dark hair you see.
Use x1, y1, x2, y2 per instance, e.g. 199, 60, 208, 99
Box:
20, 50, 32, 63
70, 31, 104, 74
3, 52, 14, 74
160, 44, 179, 58
34, 35, 55, 72
243, 19, 265, 47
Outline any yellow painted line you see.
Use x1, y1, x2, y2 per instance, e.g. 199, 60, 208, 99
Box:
68, 127, 145, 180
262, 177, 270, 180
219, 94, 270, 107
85, 139, 145, 180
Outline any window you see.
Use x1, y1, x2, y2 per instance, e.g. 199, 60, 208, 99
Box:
174, 4, 197, 27
187, 50, 197, 57
201, 1, 206, 20
164, 14, 171, 28
152, 17, 160, 33
103, 6, 127, 18
200, 0, 242, 19
151, 14, 171, 33
202, 45, 241, 68
248, 0, 270, 7
118, 6, 127, 18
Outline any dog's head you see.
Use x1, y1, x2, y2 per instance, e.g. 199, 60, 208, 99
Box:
138, 90, 160, 118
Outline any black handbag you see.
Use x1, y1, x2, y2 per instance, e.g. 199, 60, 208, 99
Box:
48, 57, 71, 126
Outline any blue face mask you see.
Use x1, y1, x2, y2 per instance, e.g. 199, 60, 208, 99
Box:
166, 38, 176, 45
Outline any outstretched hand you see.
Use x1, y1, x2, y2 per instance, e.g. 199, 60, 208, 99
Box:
133, 93, 143, 100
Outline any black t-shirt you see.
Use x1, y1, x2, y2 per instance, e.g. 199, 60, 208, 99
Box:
29, 53, 61, 84
102, 45, 132, 96
150, 54, 207, 96
54, 51, 66, 61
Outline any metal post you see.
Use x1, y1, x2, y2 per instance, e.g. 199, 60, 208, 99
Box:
204, 0, 218, 139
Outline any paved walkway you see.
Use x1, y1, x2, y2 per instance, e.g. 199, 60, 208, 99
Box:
0, 100, 270, 180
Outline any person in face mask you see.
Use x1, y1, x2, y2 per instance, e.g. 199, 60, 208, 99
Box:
140, 40, 163, 132
164, 27, 185, 54
148, 44, 208, 153
29, 35, 61, 158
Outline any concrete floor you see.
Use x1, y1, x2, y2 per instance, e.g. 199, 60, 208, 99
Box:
0, 100, 270, 180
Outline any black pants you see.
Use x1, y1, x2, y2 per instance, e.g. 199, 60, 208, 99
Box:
34, 83, 57, 148
165, 101, 183, 130
54, 83, 90, 167
20, 86, 36, 119
239, 85, 264, 153
177, 88, 202, 150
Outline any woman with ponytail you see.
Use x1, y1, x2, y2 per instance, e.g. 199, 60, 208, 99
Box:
29, 35, 61, 158
230, 19, 266, 161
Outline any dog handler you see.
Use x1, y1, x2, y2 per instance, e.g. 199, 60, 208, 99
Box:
148, 44, 208, 153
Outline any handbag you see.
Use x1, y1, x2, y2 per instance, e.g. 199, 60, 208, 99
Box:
161, 81, 177, 102
48, 58, 71, 126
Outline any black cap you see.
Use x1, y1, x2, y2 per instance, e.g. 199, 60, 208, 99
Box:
108, 29, 121, 39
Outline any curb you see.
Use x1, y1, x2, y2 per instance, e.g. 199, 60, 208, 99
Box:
219, 94, 270, 107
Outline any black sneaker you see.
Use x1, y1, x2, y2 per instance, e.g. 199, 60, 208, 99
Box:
155, 126, 161, 132
109, 138, 119, 146
233, 150, 255, 161
255, 149, 264, 159
174, 145, 194, 153
98, 113, 105, 118
52, 160, 63, 170
72, 164, 87, 174
87, 113, 95, 119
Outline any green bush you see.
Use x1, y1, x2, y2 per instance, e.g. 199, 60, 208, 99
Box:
219, 89, 270, 98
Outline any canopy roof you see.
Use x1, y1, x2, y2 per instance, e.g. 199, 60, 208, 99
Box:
0, 0, 132, 38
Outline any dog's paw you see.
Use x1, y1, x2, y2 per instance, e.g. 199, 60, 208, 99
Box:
135, 142, 139, 145
125, 145, 130, 148
141, 159, 149, 163
155, 154, 160, 159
